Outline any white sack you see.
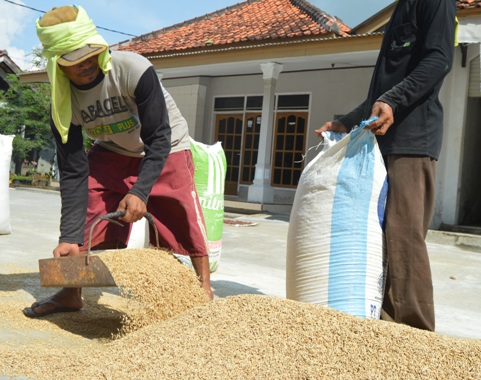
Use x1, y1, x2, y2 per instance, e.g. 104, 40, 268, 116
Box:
286, 126, 388, 319
0, 135, 15, 235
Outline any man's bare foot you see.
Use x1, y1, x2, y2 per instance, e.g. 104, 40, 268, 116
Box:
23, 288, 83, 318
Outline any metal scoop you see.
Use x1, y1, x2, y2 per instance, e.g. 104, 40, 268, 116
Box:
38, 211, 159, 287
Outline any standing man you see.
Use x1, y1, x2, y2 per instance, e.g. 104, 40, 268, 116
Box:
315, 0, 457, 331
24, 5, 213, 318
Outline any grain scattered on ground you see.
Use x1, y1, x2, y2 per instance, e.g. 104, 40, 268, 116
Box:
1, 294, 480, 379
2, 248, 480, 379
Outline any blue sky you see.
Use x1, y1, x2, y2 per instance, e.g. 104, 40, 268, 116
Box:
0, 0, 393, 70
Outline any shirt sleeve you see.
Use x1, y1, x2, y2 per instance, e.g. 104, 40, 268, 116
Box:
377, 0, 456, 112
51, 120, 89, 245
338, 100, 367, 132
128, 66, 172, 203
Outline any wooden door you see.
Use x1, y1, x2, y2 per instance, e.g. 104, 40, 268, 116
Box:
240, 112, 261, 185
272, 112, 307, 187
215, 114, 243, 195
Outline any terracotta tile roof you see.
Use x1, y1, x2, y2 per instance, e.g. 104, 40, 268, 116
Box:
458, 0, 481, 9
116, 0, 350, 55
116, 0, 481, 56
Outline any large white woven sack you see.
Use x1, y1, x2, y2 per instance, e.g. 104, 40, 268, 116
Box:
286, 126, 388, 319
0, 135, 15, 235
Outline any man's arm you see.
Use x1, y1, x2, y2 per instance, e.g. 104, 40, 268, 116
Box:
337, 100, 367, 132
51, 120, 89, 245
316, 100, 367, 136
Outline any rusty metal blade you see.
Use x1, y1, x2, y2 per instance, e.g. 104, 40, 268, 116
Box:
39, 255, 116, 288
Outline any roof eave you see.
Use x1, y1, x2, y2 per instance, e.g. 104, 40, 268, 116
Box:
145, 33, 384, 70
0, 55, 22, 74
19, 33, 384, 84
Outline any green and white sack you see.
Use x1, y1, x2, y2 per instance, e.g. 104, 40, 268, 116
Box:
190, 138, 227, 272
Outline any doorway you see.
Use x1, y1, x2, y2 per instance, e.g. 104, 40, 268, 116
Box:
458, 97, 481, 226
214, 114, 243, 196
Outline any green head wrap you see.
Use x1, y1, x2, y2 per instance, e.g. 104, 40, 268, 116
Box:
36, 6, 112, 143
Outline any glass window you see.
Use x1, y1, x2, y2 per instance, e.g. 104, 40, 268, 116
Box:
277, 94, 309, 110
246, 96, 263, 110
214, 97, 245, 111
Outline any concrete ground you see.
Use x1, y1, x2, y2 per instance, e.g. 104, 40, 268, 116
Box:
1, 187, 481, 340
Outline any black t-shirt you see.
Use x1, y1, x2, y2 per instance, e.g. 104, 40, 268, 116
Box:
340, 0, 457, 160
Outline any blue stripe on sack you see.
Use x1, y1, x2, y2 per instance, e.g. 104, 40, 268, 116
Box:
328, 127, 375, 317
378, 177, 388, 230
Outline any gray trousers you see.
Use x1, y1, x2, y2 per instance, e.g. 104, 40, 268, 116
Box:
381, 155, 436, 331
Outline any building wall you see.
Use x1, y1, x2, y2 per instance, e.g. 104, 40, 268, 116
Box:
161, 77, 209, 141
166, 67, 373, 149
163, 65, 374, 204
163, 54, 477, 228
276, 68, 373, 153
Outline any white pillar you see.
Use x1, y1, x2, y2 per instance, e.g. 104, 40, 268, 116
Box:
436, 44, 477, 227
248, 62, 283, 203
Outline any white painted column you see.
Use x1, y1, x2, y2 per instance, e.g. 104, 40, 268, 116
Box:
435, 44, 478, 227
248, 62, 283, 203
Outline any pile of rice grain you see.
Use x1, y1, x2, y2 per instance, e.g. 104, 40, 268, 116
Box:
92, 294, 481, 379
1, 248, 480, 379
98, 248, 210, 335
1, 294, 480, 379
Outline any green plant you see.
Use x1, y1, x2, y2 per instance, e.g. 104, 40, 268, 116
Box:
0, 74, 52, 173
10, 171, 51, 187
10, 173, 33, 186
10, 174, 32, 181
